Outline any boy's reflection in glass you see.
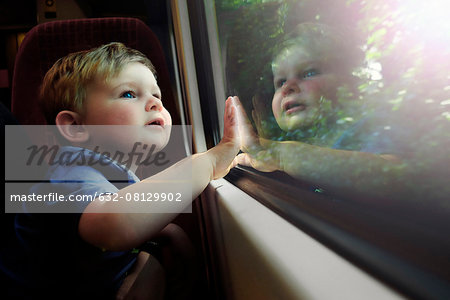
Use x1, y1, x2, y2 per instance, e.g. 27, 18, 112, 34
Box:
252, 23, 364, 146
236, 23, 449, 210
271, 23, 354, 138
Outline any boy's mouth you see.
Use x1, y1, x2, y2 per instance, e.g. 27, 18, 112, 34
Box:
145, 117, 165, 127
283, 100, 307, 115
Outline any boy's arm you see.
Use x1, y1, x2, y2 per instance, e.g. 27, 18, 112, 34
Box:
79, 97, 240, 251
237, 137, 416, 203
234, 96, 418, 204
267, 141, 408, 198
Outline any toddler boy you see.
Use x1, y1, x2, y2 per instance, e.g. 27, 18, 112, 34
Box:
13, 42, 240, 299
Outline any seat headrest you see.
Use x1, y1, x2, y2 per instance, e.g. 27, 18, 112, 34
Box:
11, 17, 179, 125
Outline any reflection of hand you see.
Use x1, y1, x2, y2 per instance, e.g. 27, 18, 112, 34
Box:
209, 96, 241, 179
251, 95, 268, 138
234, 96, 280, 172
234, 96, 260, 154
221, 96, 239, 145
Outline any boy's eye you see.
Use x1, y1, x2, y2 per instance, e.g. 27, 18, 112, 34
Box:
303, 68, 320, 78
120, 91, 136, 99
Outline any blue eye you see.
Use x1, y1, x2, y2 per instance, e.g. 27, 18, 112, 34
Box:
303, 69, 320, 78
121, 91, 136, 99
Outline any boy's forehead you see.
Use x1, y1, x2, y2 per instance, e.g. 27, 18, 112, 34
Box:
106, 63, 158, 85
273, 45, 315, 70
272, 43, 335, 73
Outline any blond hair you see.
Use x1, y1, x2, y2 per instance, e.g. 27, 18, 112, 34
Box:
39, 42, 156, 124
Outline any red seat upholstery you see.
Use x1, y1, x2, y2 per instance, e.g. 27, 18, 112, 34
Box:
11, 17, 179, 125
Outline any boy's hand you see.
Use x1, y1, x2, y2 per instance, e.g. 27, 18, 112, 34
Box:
208, 96, 241, 179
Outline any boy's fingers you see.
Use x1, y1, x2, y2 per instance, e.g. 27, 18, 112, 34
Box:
223, 97, 239, 140
225, 96, 233, 118
228, 105, 236, 124
233, 96, 251, 125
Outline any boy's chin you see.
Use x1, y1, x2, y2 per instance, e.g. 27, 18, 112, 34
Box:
148, 143, 168, 153
279, 119, 314, 132
144, 137, 170, 150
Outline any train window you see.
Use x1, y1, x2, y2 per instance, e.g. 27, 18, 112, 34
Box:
185, 0, 450, 299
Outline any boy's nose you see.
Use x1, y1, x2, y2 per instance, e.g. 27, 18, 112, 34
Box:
145, 97, 163, 112
281, 79, 300, 96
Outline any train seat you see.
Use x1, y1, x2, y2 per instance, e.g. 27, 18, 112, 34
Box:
11, 17, 179, 125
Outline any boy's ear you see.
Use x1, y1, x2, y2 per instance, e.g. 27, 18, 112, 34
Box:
55, 110, 90, 143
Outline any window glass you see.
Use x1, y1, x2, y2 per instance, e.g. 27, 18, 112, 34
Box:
214, 0, 450, 217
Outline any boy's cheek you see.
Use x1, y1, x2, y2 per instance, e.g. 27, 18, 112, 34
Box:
163, 109, 172, 126
320, 74, 340, 96
303, 76, 339, 101
106, 108, 140, 125
271, 93, 283, 117
302, 77, 327, 93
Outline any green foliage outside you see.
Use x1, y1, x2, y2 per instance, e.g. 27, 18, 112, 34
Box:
214, 0, 450, 205
215, 0, 450, 148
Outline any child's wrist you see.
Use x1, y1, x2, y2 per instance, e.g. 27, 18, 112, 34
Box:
199, 150, 217, 181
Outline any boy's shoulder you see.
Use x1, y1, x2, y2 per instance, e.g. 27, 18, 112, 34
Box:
26, 146, 139, 213
47, 146, 139, 182
332, 112, 411, 155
